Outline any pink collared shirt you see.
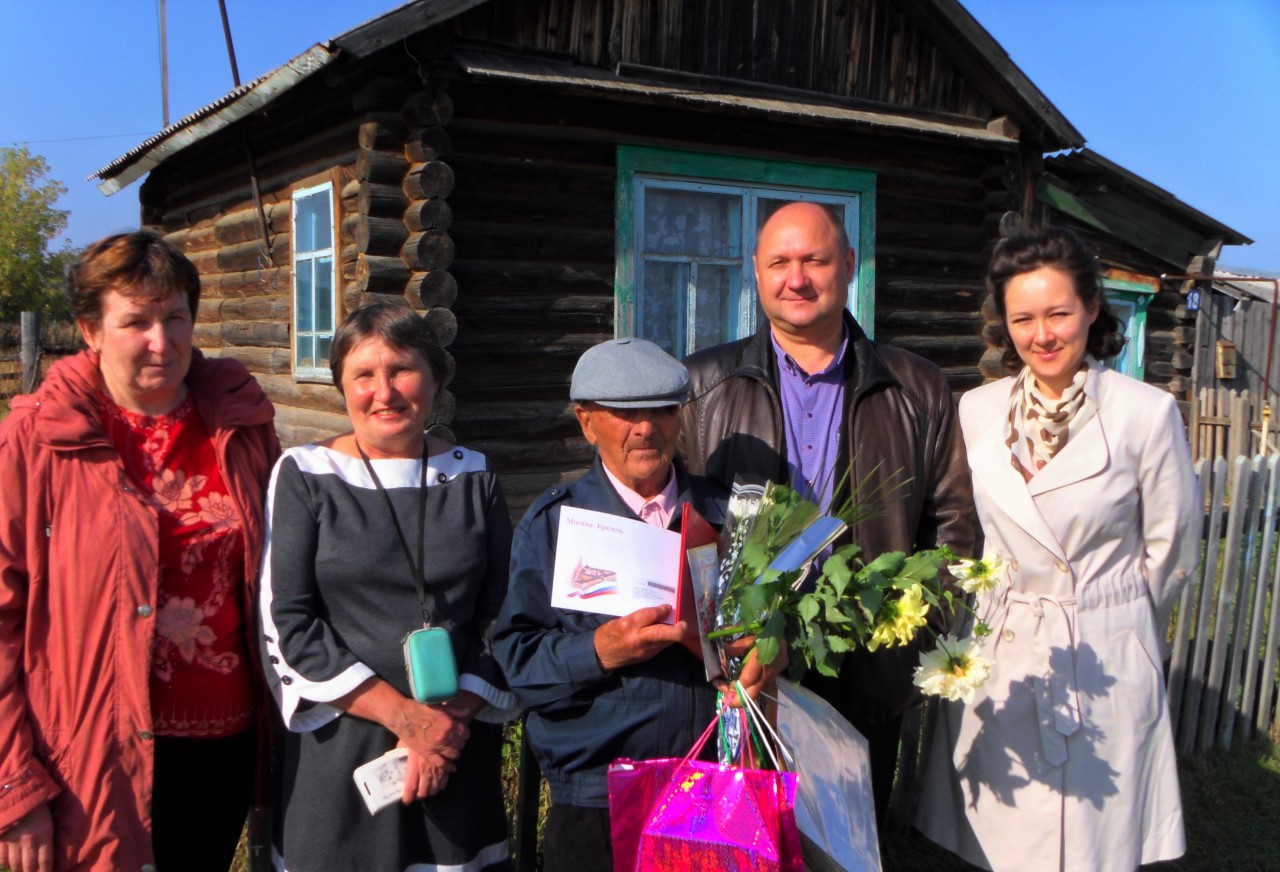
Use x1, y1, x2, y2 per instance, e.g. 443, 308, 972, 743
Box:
602, 462, 679, 529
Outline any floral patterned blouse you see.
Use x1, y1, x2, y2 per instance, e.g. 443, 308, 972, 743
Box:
103, 394, 253, 738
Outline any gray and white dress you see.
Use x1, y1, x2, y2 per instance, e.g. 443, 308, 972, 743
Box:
260, 443, 516, 872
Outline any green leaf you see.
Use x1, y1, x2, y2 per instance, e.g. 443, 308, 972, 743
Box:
862, 551, 906, 577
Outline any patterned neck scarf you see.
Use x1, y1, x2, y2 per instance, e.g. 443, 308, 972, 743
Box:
1004, 362, 1096, 479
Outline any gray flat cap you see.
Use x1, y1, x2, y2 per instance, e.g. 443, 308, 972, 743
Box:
570, 338, 689, 408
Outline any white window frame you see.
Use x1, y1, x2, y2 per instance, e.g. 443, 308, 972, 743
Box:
292, 181, 338, 381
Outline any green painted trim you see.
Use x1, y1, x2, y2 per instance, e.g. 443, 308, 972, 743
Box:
616, 145, 878, 340
1102, 278, 1158, 297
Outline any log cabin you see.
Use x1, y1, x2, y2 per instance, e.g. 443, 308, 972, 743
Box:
93, 0, 1238, 513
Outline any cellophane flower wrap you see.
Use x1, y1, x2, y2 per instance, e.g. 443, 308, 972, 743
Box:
702, 475, 995, 728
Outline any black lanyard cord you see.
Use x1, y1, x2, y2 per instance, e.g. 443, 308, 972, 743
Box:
356, 437, 431, 627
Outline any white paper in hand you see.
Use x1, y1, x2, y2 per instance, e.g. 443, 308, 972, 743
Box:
352, 747, 409, 815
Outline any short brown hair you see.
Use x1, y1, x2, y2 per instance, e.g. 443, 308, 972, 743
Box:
329, 300, 448, 395
983, 226, 1126, 374
67, 229, 201, 325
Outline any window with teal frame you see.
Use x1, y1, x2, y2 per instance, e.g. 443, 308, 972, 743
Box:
1102, 276, 1156, 381
292, 182, 337, 381
616, 146, 876, 358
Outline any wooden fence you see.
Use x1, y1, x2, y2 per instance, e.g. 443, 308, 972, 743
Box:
1168, 454, 1280, 753
1190, 387, 1277, 461
0, 318, 80, 401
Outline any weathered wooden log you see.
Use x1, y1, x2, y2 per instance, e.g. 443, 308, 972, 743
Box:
193, 322, 223, 348
217, 239, 290, 273
405, 199, 452, 233
980, 162, 1017, 191
358, 113, 409, 151
429, 388, 456, 426
354, 254, 412, 295
353, 77, 412, 113
342, 290, 410, 312
401, 232, 455, 272
407, 271, 457, 309
206, 268, 290, 299
273, 405, 350, 450
167, 223, 219, 253
221, 320, 290, 348
353, 182, 409, 219
225, 345, 292, 375
403, 91, 453, 127
355, 149, 411, 185
214, 202, 290, 246
467, 438, 595, 470
424, 306, 457, 347
256, 373, 347, 414
405, 127, 451, 162
220, 294, 292, 322
346, 215, 410, 255
449, 293, 611, 332
403, 162, 455, 201
195, 300, 222, 323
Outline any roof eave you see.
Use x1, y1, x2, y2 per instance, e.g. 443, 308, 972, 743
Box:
94, 45, 338, 195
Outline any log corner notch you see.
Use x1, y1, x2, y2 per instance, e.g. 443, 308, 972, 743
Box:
344, 70, 459, 433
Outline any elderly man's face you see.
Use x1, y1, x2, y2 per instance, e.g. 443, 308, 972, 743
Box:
575, 403, 679, 499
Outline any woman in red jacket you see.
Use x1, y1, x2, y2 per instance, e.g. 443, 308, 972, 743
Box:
0, 231, 279, 872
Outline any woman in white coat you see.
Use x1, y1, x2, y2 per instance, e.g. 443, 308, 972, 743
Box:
918, 227, 1200, 872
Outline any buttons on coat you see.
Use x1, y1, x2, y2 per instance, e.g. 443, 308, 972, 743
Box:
137, 730, 153, 741
281, 676, 293, 685
136, 605, 153, 618
142, 865, 157, 872
1002, 629, 1016, 643
1009, 559, 1019, 572
1174, 569, 1188, 581
1054, 560, 1069, 573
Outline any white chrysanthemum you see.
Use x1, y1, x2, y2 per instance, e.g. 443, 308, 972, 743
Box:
948, 553, 1006, 594
913, 635, 992, 703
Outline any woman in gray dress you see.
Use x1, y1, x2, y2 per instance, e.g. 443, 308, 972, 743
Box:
260, 300, 515, 871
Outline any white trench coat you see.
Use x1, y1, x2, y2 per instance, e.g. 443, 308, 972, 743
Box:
918, 359, 1200, 872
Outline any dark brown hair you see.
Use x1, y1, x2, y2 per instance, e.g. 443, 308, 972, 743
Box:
329, 299, 448, 395
983, 226, 1125, 374
67, 229, 201, 325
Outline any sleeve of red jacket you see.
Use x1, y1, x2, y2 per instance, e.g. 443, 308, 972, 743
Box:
0, 410, 63, 831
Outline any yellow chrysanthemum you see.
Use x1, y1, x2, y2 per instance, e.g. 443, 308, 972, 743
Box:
948, 552, 1006, 594
912, 635, 993, 703
868, 584, 929, 651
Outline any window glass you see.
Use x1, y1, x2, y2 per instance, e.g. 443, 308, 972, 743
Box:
292, 183, 336, 379
617, 148, 875, 358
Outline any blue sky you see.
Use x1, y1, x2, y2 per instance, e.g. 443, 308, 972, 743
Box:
3, 0, 1277, 272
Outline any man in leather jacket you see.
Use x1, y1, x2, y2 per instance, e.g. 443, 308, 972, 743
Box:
677, 201, 977, 823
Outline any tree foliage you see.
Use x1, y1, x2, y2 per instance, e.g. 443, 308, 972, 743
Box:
0, 146, 75, 321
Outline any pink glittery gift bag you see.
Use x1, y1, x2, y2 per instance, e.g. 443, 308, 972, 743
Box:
607, 716, 802, 872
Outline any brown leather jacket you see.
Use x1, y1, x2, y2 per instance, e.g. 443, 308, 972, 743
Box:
677, 314, 977, 726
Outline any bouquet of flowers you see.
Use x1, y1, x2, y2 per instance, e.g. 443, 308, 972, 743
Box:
696, 476, 997, 715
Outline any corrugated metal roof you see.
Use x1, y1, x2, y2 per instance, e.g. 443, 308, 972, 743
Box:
93, 0, 492, 194
93, 0, 1081, 194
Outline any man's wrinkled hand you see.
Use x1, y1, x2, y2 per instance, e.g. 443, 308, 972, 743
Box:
594, 605, 686, 671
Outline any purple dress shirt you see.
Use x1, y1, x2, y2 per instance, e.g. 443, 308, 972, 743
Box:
772, 328, 848, 512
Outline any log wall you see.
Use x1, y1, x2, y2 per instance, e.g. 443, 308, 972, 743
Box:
441, 77, 1011, 510
139, 54, 465, 450
133, 13, 1022, 515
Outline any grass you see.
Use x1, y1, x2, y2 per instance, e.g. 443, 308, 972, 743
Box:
883, 734, 1280, 872
227, 732, 1280, 871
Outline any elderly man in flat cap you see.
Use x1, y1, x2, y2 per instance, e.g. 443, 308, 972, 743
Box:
492, 338, 729, 872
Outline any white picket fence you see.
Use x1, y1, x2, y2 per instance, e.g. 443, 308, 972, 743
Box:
1168, 455, 1280, 753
